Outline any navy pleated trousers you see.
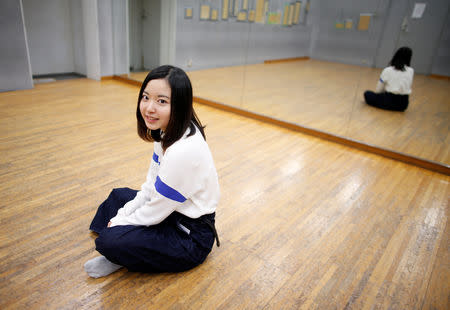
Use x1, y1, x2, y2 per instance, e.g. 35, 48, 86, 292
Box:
89, 188, 216, 273
364, 91, 409, 111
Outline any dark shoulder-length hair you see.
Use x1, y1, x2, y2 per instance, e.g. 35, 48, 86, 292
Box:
136, 65, 205, 150
389, 46, 412, 71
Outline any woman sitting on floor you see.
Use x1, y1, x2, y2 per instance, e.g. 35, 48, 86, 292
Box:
84, 65, 220, 278
364, 46, 414, 112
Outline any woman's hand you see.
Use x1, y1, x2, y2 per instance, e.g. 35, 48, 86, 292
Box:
375, 80, 385, 93
107, 221, 112, 227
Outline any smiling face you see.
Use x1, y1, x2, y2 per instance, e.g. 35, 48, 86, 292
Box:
140, 78, 172, 132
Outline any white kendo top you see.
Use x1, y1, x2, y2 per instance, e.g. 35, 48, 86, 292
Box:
110, 125, 220, 227
376, 66, 414, 95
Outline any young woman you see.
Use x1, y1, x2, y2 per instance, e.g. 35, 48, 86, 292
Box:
364, 47, 414, 111
84, 65, 220, 278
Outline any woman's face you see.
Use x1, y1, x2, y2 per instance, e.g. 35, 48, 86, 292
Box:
140, 78, 171, 132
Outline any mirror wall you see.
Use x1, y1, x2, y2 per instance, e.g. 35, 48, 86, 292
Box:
127, 0, 450, 167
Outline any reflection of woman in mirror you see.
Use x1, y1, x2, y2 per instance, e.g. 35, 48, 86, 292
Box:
364, 47, 413, 111
84, 65, 220, 278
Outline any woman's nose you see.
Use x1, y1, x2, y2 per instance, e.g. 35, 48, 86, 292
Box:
145, 100, 156, 113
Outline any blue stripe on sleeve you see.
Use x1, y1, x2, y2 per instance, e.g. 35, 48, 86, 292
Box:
155, 176, 187, 202
379, 78, 384, 83
152, 152, 160, 165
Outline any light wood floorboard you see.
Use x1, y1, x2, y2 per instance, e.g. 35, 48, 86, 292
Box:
0, 79, 448, 309
128, 59, 450, 165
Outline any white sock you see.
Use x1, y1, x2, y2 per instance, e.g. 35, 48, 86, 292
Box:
84, 256, 122, 278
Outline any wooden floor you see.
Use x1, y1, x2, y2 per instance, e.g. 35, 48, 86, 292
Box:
0, 79, 448, 309
128, 59, 450, 166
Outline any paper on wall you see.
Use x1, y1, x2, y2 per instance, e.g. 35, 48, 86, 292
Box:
412, 3, 426, 19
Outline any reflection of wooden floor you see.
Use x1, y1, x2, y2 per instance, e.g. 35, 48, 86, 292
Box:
127, 60, 450, 166
0, 79, 448, 309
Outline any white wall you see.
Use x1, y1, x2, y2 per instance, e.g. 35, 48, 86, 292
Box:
129, 0, 175, 71
174, 0, 310, 71
432, 10, 450, 76
0, 0, 33, 91
2, 0, 130, 91
160, 0, 176, 66
21, 0, 128, 79
129, 0, 144, 71
98, 0, 114, 77
70, 0, 86, 75
22, 0, 75, 75
142, 0, 162, 69
310, 0, 390, 67
82, 0, 101, 80
111, 0, 129, 75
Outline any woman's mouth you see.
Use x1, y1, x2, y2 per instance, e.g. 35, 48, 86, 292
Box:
145, 116, 158, 123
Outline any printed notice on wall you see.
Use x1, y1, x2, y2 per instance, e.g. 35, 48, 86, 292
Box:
248, 9, 255, 22
358, 14, 371, 31
345, 19, 353, 29
222, 0, 229, 20
293, 1, 301, 25
411, 3, 426, 19
237, 11, 247, 22
211, 9, 218, 21
200, 5, 210, 20
255, 0, 265, 23
184, 7, 193, 19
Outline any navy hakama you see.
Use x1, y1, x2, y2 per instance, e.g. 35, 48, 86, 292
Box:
364, 91, 409, 111
89, 188, 218, 273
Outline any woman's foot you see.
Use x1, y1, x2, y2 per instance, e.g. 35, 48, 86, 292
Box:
84, 256, 122, 278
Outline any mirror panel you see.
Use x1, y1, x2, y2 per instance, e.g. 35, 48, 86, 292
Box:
126, 0, 450, 167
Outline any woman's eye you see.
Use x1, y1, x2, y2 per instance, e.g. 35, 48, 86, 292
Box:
142, 95, 149, 100
158, 99, 168, 104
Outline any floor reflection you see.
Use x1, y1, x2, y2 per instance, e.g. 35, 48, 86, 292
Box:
125, 60, 450, 165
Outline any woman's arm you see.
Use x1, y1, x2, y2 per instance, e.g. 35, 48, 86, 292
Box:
115, 180, 152, 217
376, 68, 389, 93
375, 78, 385, 93
110, 145, 201, 227
109, 190, 180, 226
114, 153, 159, 218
